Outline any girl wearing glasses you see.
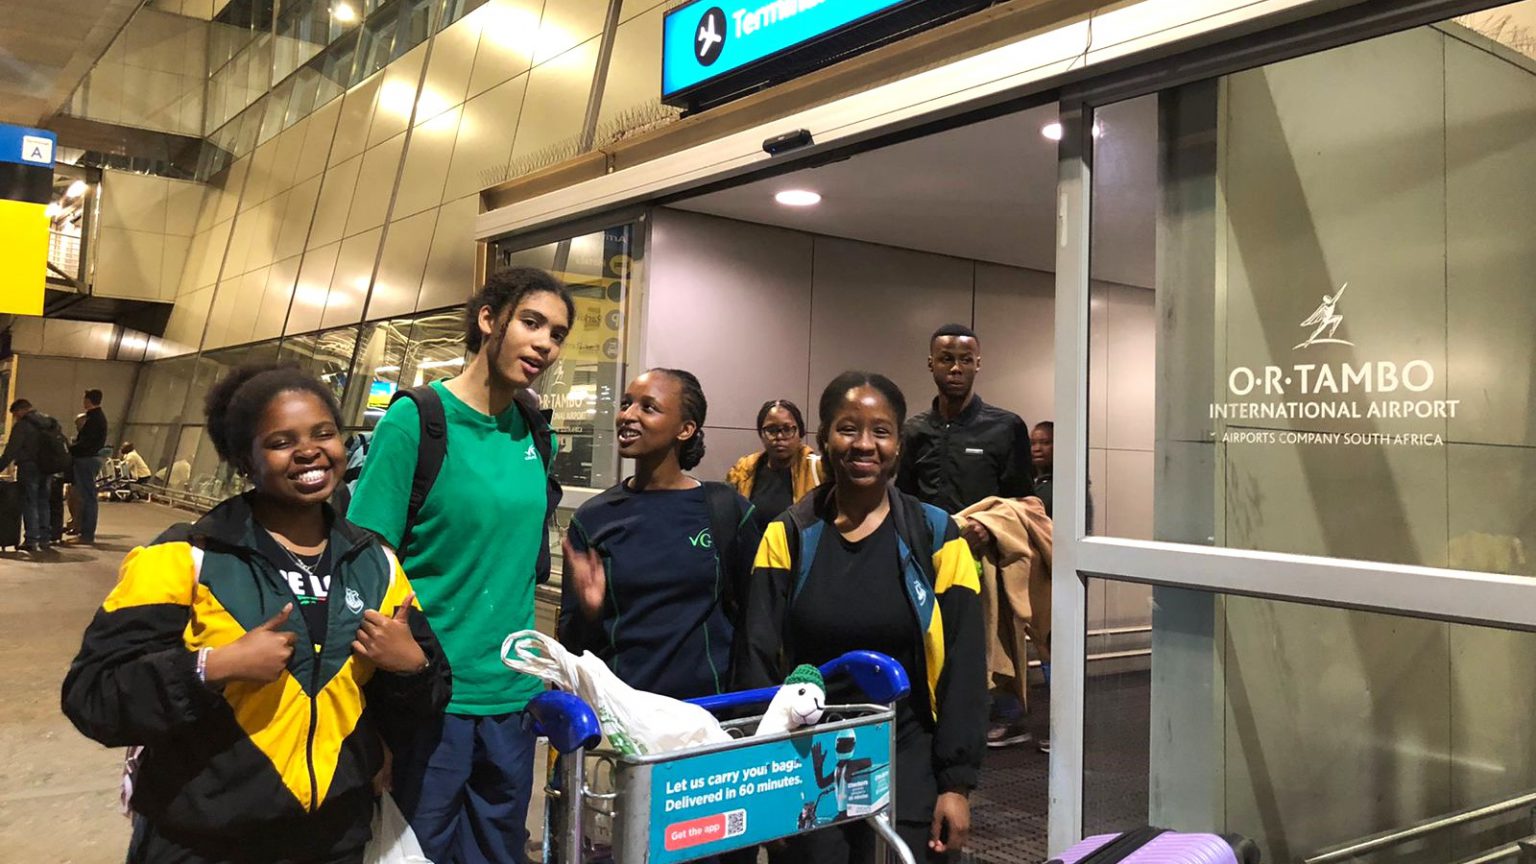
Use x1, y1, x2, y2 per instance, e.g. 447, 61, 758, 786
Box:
726, 399, 824, 527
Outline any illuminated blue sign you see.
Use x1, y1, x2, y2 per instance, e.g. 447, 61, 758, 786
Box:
662, 0, 916, 104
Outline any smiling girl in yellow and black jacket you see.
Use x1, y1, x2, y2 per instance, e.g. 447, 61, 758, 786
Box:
62, 365, 451, 864
734, 371, 987, 864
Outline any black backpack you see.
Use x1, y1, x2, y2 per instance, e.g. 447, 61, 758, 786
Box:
29, 413, 72, 475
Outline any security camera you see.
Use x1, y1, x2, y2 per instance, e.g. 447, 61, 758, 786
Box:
763, 129, 815, 156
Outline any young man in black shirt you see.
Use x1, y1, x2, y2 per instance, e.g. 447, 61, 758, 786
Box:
66, 388, 108, 544
896, 323, 1035, 748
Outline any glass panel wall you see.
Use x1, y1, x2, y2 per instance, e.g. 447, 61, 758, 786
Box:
1082, 577, 1536, 864
1089, 0, 1536, 572
343, 310, 464, 428
1080, 4, 1536, 862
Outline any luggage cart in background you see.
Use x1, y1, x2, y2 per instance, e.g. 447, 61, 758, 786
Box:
527, 650, 919, 864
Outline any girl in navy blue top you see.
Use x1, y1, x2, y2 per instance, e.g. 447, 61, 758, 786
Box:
558, 368, 760, 700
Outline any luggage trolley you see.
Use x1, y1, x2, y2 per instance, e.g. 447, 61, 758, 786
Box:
525, 651, 919, 864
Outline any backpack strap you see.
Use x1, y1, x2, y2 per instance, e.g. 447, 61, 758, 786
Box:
514, 390, 562, 585
922, 502, 950, 559
702, 481, 746, 619
389, 385, 447, 559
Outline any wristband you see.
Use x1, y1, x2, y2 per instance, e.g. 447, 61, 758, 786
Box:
196, 647, 212, 684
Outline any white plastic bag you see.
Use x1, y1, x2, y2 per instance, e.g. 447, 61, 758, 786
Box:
500, 630, 731, 755
364, 793, 430, 864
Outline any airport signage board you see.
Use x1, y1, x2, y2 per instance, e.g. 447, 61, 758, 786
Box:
0, 124, 57, 316
662, 0, 984, 112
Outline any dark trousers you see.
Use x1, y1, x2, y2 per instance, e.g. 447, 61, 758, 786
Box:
73, 456, 101, 541
392, 711, 536, 864
16, 465, 51, 547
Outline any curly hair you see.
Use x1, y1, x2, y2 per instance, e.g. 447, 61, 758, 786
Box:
204, 364, 343, 471
648, 368, 708, 471
464, 267, 577, 354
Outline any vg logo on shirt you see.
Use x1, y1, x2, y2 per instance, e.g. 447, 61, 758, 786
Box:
695, 7, 727, 65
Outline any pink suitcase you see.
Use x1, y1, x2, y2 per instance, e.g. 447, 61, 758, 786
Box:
1050, 827, 1260, 864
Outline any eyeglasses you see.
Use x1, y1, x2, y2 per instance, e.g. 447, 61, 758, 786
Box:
759, 425, 799, 440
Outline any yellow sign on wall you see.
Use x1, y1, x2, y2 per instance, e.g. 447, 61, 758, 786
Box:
0, 199, 47, 315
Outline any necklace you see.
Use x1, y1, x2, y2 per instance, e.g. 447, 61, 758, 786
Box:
263, 526, 327, 578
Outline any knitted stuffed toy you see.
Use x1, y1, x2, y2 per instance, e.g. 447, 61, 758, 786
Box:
754, 664, 827, 736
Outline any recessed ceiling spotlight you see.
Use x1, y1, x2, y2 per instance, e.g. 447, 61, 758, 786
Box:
65, 179, 88, 198
774, 189, 821, 207
332, 2, 358, 23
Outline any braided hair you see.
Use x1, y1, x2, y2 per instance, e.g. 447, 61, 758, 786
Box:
648, 368, 708, 471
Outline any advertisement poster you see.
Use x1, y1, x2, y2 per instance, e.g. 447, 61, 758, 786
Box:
646, 721, 891, 862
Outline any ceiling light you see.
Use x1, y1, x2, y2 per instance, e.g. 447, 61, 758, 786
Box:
1041, 122, 1063, 141
332, 2, 358, 23
65, 179, 88, 199
45, 202, 62, 218
774, 189, 821, 207
420, 357, 467, 369
374, 365, 400, 373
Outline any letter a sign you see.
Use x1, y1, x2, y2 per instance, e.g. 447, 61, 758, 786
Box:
0, 124, 58, 316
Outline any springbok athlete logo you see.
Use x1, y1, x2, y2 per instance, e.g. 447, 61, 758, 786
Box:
695, 7, 727, 66
1295, 283, 1353, 350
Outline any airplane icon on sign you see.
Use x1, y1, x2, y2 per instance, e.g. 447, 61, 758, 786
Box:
695, 8, 726, 65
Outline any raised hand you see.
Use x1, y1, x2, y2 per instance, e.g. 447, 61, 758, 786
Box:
352, 592, 428, 673
204, 603, 297, 685
561, 535, 607, 622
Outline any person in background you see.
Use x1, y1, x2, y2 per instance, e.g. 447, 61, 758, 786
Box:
896, 324, 1034, 748
67, 388, 108, 545
561, 368, 761, 701
738, 371, 986, 863
120, 442, 153, 482
1030, 421, 1093, 531
348, 267, 571, 864
726, 399, 823, 528
1, 399, 59, 553
61, 364, 449, 863
62, 413, 87, 540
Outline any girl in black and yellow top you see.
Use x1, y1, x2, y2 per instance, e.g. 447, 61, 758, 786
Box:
559, 368, 761, 701
62, 365, 450, 864
725, 399, 824, 528
735, 371, 987, 864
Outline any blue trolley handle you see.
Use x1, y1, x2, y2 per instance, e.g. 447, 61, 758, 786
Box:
526, 692, 602, 864
688, 650, 911, 714
524, 650, 909, 746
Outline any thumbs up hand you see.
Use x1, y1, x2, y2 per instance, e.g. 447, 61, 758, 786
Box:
352, 592, 428, 674
203, 603, 298, 685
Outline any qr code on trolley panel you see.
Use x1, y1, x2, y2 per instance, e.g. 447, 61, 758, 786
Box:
726, 810, 746, 838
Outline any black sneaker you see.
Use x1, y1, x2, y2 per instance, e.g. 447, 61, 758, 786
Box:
986, 722, 1033, 749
